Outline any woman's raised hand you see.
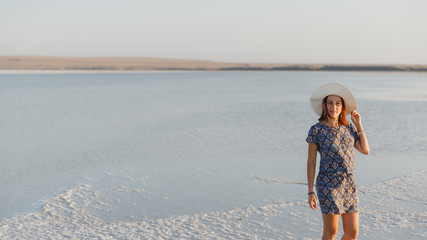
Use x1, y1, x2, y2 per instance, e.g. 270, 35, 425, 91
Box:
351, 111, 362, 126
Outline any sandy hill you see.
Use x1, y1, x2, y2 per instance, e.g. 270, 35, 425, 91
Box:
1, 56, 426, 72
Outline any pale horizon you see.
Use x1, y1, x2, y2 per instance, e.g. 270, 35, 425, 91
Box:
1, 0, 427, 65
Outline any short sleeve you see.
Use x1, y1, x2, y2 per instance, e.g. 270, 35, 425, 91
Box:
349, 124, 360, 144
306, 125, 319, 146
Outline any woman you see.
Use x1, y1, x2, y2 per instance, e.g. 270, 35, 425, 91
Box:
306, 83, 370, 240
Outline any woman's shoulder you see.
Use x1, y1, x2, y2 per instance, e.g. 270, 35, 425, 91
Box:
343, 123, 357, 132
310, 122, 326, 129
307, 122, 323, 143
308, 122, 324, 133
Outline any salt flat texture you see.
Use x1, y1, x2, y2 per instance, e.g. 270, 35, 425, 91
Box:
1, 72, 427, 239
359, 170, 427, 239
0, 170, 425, 239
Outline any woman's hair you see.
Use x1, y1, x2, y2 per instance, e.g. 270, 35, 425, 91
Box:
318, 95, 348, 126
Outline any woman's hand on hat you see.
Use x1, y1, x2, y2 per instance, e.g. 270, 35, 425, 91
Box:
351, 111, 362, 126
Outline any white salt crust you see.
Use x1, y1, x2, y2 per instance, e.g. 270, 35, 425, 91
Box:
1, 170, 426, 239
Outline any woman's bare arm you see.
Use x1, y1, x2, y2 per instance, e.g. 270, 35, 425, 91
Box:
351, 111, 370, 155
307, 142, 318, 210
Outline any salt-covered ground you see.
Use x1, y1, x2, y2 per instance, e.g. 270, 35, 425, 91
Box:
0, 170, 425, 239
1, 72, 427, 239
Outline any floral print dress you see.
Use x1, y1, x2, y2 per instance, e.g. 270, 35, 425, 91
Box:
306, 122, 360, 215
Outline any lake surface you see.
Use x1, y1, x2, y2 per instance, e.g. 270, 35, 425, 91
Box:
1, 71, 426, 239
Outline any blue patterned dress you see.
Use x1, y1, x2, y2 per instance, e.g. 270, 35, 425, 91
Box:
306, 122, 360, 215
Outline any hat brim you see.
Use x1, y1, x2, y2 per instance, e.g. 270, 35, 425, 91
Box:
309, 83, 357, 116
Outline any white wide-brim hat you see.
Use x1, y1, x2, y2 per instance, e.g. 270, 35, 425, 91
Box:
309, 83, 357, 116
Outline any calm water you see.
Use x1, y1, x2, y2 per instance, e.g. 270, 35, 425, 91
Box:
1, 71, 426, 238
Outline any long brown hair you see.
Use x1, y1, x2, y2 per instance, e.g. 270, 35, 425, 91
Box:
318, 95, 348, 126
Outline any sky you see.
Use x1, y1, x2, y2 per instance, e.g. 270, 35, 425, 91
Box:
1, 0, 427, 64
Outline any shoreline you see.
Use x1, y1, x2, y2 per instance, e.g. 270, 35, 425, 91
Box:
1, 56, 427, 72
3, 70, 427, 76
1, 169, 425, 238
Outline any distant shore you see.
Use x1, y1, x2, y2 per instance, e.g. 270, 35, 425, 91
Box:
1, 56, 427, 72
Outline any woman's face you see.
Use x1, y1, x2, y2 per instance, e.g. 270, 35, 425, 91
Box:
326, 95, 342, 119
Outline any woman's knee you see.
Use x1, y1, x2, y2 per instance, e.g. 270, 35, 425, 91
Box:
322, 214, 340, 239
343, 228, 358, 239
323, 227, 339, 239
342, 213, 359, 239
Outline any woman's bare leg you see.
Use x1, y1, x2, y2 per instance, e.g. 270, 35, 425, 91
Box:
341, 213, 359, 240
322, 214, 340, 240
